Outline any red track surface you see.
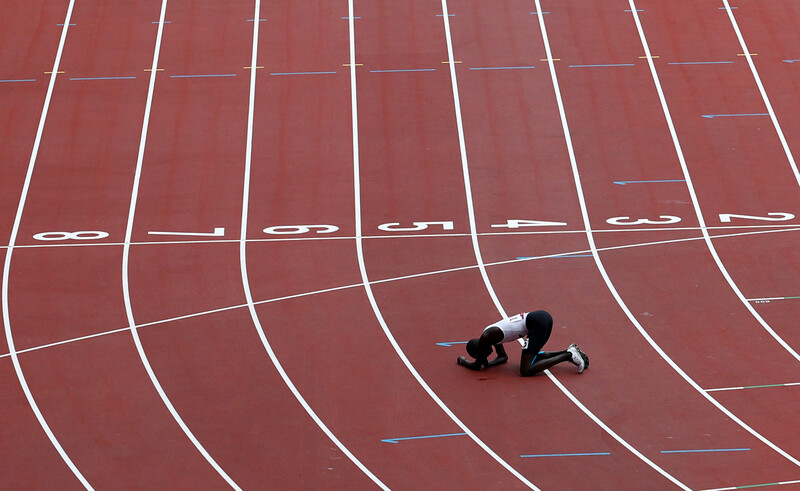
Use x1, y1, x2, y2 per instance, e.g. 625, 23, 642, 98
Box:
2, 1, 800, 489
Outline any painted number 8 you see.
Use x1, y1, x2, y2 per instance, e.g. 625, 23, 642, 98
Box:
33, 231, 110, 241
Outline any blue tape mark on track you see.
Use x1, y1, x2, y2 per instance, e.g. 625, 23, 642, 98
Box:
170, 74, 237, 78
517, 254, 592, 260
369, 69, 436, 73
151, 21, 172, 23
530, 11, 550, 14
69, 76, 137, 81
521, 452, 611, 458
782, 59, 800, 63
569, 64, 635, 68
56, 23, 77, 26
661, 448, 750, 454
436, 341, 468, 347
702, 113, 769, 119
269, 71, 337, 76
247, 19, 267, 21
668, 61, 733, 65
469, 66, 535, 71
382, 433, 467, 444
0, 79, 36, 83
613, 179, 685, 185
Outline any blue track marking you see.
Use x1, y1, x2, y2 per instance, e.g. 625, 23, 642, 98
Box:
521, 452, 611, 458
269, 71, 337, 76
0, 79, 36, 83
247, 19, 267, 21
436, 341, 468, 347
517, 254, 592, 260
569, 63, 635, 68
668, 61, 733, 65
170, 74, 237, 78
469, 66, 535, 71
69, 76, 137, 81
702, 113, 769, 119
613, 179, 685, 185
382, 433, 467, 444
151, 21, 172, 23
530, 11, 550, 14
783, 59, 800, 63
661, 448, 750, 454
369, 69, 436, 73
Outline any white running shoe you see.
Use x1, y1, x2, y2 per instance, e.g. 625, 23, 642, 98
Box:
567, 344, 589, 373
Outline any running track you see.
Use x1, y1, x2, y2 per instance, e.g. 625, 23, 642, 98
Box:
2, 1, 799, 489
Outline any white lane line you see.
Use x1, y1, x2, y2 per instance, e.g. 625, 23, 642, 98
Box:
503, 2, 688, 488
627, 0, 800, 466
350, 0, 534, 487
6, 225, 800, 361
631, 5, 800, 364
239, 2, 388, 488
7, 223, 800, 250
0, 2, 92, 488
121, 2, 241, 488
720, 0, 800, 186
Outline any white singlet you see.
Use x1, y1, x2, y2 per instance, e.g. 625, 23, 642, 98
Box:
483, 312, 529, 343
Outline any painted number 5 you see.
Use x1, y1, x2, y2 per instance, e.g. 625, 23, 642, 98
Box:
377, 221, 455, 232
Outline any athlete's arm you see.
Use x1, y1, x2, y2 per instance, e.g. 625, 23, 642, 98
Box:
457, 356, 483, 370
486, 344, 508, 367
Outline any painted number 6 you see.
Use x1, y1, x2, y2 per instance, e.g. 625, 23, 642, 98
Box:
262, 225, 339, 235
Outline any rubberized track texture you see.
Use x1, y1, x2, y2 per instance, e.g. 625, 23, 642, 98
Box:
2, 0, 800, 489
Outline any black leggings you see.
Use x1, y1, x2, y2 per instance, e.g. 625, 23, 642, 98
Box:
521, 310, 553, 356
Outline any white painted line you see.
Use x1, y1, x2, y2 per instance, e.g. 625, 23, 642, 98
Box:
0, 3, 92, 488
6, 225, 800, 361
121, 3, 241, 488
350, 0, 534, 487
238, 2, 388, 488
720, 1, 800, 187
626, 0, 800, 466
532, 3, 690, 489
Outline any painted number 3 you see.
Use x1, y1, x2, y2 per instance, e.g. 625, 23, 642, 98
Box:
33, 231, 110, 241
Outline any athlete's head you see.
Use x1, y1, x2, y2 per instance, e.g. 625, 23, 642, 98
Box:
466, 339, 492, 359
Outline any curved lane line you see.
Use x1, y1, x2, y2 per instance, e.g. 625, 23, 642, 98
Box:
0, 2, 92, 488
348, 0, 537, 488
633, 1, 800, 364
5, 226, 799, 362
443, 0, 689, 488
543, 0, 800, 469
238, 1, 389, 488
627, 0, 800, 462
121, 2, 241, 488
720, 0, 800, 186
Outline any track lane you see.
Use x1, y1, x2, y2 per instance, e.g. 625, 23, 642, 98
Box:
474, 0, 800, 487
126, 0, 379, 486
240, 0, 536, 486
5, 1, 230, 487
